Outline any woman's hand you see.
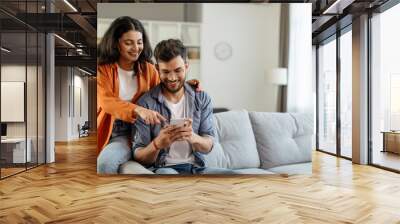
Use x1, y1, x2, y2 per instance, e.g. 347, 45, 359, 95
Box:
186, 79, 202, 92
134, 106, 166, 125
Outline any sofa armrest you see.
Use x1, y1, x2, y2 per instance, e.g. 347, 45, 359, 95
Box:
119, 161, 154, 174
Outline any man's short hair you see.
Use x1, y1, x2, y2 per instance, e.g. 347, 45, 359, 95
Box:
154, 39, 188, 64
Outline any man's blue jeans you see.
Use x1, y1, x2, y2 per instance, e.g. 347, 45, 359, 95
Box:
154, 163, 236, 174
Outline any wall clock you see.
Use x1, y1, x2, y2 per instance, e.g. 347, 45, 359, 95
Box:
214, 42, 232, 61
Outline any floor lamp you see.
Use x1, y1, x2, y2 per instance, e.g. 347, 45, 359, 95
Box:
265, 68, 288, 112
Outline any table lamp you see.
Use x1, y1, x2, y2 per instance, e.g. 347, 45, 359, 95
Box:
265, 68, 288, 112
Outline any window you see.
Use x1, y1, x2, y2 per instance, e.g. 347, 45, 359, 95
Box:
371, 2, 400, 171
0, 1, 47, 179
317, 37, 337, 154
317, 27, 353, 159
340, 29, 352, 158
390, 74, 400, 130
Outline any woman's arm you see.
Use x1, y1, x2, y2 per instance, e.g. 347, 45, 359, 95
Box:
97, 65, 137, 123
97, 63, 166, 124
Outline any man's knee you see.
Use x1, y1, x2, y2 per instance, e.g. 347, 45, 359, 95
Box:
197, 167, 236, 174
155, 168, 179, 174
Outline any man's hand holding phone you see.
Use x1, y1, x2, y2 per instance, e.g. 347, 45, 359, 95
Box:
153, 118, 192, 149
153, 118, 196, 148
169, 118, 197, 143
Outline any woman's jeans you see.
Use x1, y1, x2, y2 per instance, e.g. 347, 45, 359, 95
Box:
97, 135, 132, 174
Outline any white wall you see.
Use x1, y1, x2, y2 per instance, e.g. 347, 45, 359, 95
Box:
72, 74, 89, 138
78, 75, 89, 124
54, 67, 89, 141
55, 67, 68, 141
201, 3, 281, 112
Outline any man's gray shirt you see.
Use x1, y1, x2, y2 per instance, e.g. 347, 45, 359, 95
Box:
132, 83, 215, 168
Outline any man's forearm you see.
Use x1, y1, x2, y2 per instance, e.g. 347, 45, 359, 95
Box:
190, 135, 213, 153
134, 143, 159, 165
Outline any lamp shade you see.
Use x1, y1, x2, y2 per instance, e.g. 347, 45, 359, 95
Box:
265, 68, 288, 86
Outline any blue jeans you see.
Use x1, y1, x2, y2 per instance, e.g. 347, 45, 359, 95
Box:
97, 136, 132, 174
154, 163, 236, 174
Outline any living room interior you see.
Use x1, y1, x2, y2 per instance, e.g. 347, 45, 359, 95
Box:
0, 0, 400, 223
97, 3, 314, 175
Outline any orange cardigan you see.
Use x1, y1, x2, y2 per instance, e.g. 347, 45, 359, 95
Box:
97, 62, 160, 155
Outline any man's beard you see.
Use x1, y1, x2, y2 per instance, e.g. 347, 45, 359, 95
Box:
161, 80, 185, 93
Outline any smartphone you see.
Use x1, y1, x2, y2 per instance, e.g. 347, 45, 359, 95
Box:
169, 118, 187, 127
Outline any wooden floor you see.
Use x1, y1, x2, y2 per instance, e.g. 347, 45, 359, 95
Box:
1, 163, 45, 178
1, 136, 400, 223
1, 167, 26, 178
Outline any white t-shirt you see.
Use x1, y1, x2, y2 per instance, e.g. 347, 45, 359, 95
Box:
118, 65, 137, 102
164, 94, 195, 166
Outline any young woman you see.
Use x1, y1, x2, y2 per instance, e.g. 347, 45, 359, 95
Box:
97, 16, 198, 174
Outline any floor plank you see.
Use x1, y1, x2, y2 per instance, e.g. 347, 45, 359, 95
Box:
0, 135, 400, 223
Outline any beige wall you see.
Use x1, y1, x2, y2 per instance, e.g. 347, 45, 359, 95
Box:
54, 67, 91, 141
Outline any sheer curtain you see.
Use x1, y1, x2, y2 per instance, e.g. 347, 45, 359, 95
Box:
286, 4, 313, 115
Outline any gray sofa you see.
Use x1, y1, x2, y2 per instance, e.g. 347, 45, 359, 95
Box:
119, 110, 313, 175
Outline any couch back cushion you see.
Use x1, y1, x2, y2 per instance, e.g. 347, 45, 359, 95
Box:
204, 110, 260, 169
249, 112, 313, 169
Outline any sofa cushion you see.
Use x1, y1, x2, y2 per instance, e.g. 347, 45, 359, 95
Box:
266, 162, 312, 175
204, 110, 260, 169
119, 161, 154, 174
233, 168, 275, 174
249, 112, 313, 169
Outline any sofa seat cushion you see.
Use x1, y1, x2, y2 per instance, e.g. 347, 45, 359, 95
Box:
204, 110, 261, 169
266, 162, 312, 175
119, 161, 154, 174
249, 112, 313, 169
232, 168, 275, 174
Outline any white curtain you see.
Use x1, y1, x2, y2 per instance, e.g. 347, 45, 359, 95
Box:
286, 4, 313, 114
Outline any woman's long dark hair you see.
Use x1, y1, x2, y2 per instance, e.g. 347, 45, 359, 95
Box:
97, 16, 153, 71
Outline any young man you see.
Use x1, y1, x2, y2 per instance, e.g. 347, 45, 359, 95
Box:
132, 39, 233, 174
